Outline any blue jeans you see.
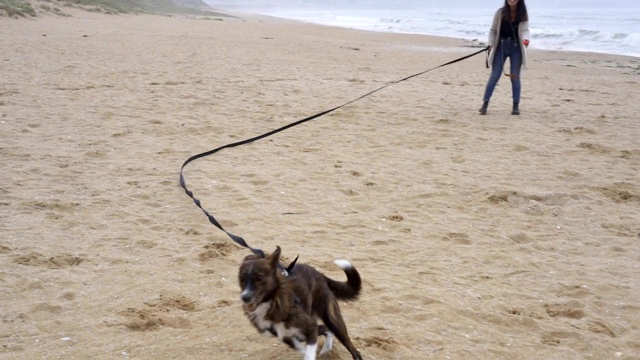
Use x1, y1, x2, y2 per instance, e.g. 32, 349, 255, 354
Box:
483, 38, 522, 103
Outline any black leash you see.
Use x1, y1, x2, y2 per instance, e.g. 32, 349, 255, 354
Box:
179, 46, 488, 261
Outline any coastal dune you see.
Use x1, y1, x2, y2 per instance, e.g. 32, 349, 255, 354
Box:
1, 10, 639, 359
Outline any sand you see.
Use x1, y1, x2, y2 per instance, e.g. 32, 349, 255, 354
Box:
1, 9, 639, 360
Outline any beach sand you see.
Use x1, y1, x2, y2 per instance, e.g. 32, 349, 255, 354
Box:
1, 9, 639, 360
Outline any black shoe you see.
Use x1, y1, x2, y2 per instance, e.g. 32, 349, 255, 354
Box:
479, 101, 488, 115
511, 102, 520, 115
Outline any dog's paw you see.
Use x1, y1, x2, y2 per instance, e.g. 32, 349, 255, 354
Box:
320, 332, 334, 354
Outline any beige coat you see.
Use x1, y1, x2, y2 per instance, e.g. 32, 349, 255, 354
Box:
487, 8, 530, 68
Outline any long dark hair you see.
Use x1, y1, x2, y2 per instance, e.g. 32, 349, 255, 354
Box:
501, 0, 528, 22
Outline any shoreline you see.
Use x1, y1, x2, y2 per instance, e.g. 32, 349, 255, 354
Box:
1, 12, 639, 360
237, 10, 640, 60
221, 9, 640, 58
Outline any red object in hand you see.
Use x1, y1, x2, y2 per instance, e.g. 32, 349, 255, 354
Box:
523, 39, 530, 47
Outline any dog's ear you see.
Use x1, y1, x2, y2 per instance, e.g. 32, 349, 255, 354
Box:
267, 246, 281, 268
242, 254, 262, 262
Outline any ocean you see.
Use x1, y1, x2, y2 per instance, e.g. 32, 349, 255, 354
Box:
207, 1, 640, 58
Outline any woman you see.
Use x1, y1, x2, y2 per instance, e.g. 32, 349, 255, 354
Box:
479, 0, 530, 115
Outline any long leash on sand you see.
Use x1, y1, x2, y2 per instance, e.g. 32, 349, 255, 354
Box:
180, 46, 489, 261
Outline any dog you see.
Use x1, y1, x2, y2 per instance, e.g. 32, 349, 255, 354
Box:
238, 246, 363, 360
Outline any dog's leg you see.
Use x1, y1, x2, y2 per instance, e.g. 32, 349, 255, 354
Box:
283, 337, 305, 353
320, 331, 334, 355
303, 343, 317, 360
320, 300, 363, 360
273, 323, 286, 341
317, 325, 334, 354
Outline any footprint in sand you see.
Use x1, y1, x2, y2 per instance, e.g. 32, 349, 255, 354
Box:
340, 189, 359, 196
117, 293, 199, 331
544, 300, 586, 319
198, 242, 238, 262
576, 142, 613, 154
13, 252, 86, 269
385, 214, 404, 222
506, 306, 547, 320
540, 336, 560, 346
118, 308, 192, 331
597, 183, 640, 204
356, 335, 398, 352
558, 126, 597, 135
616, 149, 639, 159
487, 191, 574, 219
600, 223, 639, 238
28, 199, 81, 212
441, 232, 472, 245
488, 191, 573, 207
507, 232, 536, 244
586, 320, 616, 337
28, 303, 64, 321
552, 283, 593, 299
540, 330, 581, 346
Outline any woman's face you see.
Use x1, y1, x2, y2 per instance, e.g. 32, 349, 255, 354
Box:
507, 0, 519, 6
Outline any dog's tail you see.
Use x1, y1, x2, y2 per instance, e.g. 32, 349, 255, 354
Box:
325, 260, 362, 300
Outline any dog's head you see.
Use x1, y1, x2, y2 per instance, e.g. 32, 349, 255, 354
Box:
238, 246, 282, 312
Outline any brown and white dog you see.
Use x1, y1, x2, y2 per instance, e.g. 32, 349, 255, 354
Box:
238, 246, 363, 360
